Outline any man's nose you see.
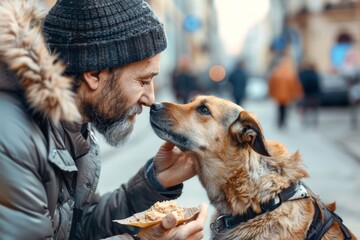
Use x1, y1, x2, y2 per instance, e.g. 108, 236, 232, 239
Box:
150, 103, 164, 112
139, 85, 155, 107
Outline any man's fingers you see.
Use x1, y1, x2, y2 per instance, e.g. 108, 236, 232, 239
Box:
161, 211, 179, 230
186, 231, 205, 240
196, 203, 208, 225
161, 141, 175, 151
171, 203, 208, 239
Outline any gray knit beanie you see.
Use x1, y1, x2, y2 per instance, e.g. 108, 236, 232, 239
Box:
43, 0, 167, 74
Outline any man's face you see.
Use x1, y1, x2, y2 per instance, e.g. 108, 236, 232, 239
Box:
81, 54, 160, 147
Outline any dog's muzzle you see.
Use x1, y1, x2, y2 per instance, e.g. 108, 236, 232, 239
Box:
149, 103, 166, 130
149, 102, 196, 151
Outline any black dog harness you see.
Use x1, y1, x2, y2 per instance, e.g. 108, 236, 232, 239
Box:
210, 181, 353, 239
304, 183, 353, 240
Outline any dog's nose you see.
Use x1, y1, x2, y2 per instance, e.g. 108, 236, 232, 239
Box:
150, 103, 164, 112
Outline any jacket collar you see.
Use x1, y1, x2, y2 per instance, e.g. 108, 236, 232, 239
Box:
52, 121, 91, 160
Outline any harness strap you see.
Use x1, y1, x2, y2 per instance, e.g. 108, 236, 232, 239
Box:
332, 211, 353, 240
306, 199, 334, 240
305, 185, 353, 240
211, 182, 305, 233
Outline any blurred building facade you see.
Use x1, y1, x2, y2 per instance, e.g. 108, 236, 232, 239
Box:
243, 0, 360, 74
288, 0, 360, 73
287, 0, 360, 106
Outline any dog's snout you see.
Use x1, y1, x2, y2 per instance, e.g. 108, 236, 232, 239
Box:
150, 103, 164, 112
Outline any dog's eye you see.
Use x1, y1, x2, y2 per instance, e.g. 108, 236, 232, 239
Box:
197, 105, 211, 115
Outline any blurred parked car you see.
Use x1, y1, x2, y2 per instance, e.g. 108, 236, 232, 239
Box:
319, 73, 350, 106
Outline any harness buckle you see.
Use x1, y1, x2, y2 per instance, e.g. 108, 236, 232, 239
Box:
210, 214, 230, 234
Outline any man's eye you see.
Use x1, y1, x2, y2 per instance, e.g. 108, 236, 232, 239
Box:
197, 105, 211, 115
140, 81, 151, 87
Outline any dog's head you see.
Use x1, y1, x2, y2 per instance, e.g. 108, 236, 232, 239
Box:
150, 95, 270, 158
150, 95, 311, 217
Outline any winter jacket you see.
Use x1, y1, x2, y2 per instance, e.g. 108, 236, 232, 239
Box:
268, 57, 304, 105
0, 2, 180, 239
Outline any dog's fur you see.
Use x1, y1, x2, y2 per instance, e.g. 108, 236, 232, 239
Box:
150, 95, 356, 240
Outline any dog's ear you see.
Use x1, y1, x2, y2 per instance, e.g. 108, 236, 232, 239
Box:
230, 111, 271, 157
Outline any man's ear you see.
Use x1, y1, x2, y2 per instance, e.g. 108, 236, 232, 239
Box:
82, 71, 102, 90
230, 111, 271, 157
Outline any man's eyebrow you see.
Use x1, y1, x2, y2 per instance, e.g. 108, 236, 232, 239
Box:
138, 72, 158, 80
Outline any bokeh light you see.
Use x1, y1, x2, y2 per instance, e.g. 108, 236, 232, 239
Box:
209, 65, 226, 82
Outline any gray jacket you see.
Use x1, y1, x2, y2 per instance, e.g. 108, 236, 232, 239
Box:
0, 2, 181, 239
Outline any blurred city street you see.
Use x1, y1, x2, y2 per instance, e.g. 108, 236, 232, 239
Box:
0, 0, 357, 239
97, 86, 360, 239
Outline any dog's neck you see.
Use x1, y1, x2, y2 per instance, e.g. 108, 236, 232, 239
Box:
195, 141, 309, 216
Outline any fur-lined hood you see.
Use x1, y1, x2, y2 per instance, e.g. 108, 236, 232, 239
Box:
0, 0, 80, 124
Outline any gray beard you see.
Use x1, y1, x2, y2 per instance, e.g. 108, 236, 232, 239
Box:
92, 104, 143, 147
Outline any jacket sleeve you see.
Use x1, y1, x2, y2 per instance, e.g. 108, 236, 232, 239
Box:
80, 159, 183, 240
0, 133, 53, 239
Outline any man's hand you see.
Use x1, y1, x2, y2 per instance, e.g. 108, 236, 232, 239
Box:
154, 141, 197, 188
137, 203, 208, 240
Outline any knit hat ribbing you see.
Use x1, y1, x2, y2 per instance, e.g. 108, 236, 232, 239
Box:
43, 0, 167, 74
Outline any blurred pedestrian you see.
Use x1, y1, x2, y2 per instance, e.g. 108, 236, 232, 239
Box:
298, 62, 321, 127
0, 0, 207, 239
268, 52, 303, 129
171, 55, 197, 103
228, 60, 248, 106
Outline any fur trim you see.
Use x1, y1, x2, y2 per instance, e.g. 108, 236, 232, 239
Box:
0, 0, 81, 124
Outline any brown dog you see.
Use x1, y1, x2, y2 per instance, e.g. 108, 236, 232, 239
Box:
150, 95, 356, 240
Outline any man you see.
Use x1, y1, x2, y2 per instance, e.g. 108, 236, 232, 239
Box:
228, 60, 248, 106
298, 62, 321, 127
0, 0, 207, 239
171, 55, 197, 103
268, 49, 303, 129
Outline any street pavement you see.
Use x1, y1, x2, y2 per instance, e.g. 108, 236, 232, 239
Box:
97, 86, 360, 239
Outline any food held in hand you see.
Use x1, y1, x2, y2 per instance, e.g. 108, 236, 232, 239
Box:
136, 200, 185, 222
113, 200, 199, 228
